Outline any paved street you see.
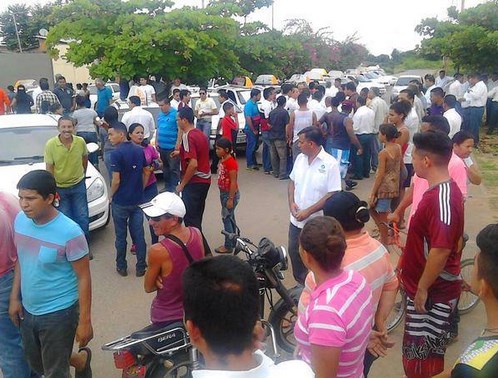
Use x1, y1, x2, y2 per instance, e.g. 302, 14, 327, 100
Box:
85, 153, 494, 377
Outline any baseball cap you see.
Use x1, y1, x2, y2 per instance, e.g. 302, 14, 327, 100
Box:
323, 191, 369, 231
140, 192, 186, 218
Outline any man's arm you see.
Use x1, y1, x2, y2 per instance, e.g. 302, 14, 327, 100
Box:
345, 117, 362, 152
288, 180, 298, 217
389, 183, 414, 223
414, 247, 452, 313
46, 162, 55, 175
110, 171, 121, 198
82, 154, 88, 173
286, 112, 295, 144
295, 191, 335, 222
176, 158, 197, 193
144, 244, 172, 293
8, 262, 23, 327
71, 256, 93, 347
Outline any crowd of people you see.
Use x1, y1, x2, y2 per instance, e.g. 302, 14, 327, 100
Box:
0, 69, 498, 378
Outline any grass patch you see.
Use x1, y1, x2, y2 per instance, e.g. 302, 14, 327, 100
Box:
475, 133, 498, 210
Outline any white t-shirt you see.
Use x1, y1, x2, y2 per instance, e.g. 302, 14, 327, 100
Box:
290, 147, 342, 228
286, 97, 299, 113
444, 108, 462, 138
195, 97, 217, 121
464, 81, 488, 107
260, 99, 275, 119
139, 84, 156, 106
308, 99, 326, 121
448, 80, 464, 99
170, 99, 180, 110
121, 106, 156, 139
368, 96, 389, 133
404, 108, 420, 164
352, 105, 375, 135
192, 350, 314, 378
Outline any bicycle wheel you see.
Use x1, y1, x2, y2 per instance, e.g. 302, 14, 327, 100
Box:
387, 288, 406, 333
386, 243, 403, 258
458, 258, 480, 314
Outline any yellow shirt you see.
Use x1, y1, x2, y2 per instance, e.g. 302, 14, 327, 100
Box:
44, 135, 88, 188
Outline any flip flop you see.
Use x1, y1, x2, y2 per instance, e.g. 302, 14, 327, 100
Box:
75, 346, 92, 378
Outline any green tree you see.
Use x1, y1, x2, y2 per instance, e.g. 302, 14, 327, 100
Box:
416, 1, 498, 72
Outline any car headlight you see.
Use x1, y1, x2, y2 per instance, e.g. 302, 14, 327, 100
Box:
87, 178, 105, 203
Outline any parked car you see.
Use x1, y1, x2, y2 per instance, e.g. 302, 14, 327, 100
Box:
255, 74, 279, 86
0, 114, 110, 231
308, 68, 331, 84
348, 74, 387, 95
391, 75, 424, 102
88, 82, 121, 109
286, 73, 309, 84
328, 70, 345, 79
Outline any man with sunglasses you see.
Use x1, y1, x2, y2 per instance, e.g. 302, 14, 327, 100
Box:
194, 87, 218, 139
140, 192, 205, 327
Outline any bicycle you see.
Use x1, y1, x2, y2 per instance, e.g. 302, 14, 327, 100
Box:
381, 222, 480, 332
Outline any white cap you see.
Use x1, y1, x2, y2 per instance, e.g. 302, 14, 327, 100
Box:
140, 192, 186, 218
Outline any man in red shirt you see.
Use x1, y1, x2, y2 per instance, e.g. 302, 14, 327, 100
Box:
174, 107, 211, 235
400, 130, 464, 377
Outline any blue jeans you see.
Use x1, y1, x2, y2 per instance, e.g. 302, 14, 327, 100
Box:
111, 202, 147, 271
77, 131, 99, 167
352, 134, 374, 178
104, 151, 113, 182
57, 179, 89, 239
144, 184, 159, 245
220, 191, 240, 249
158, 147, 180, 193
261, 131, 272, 172
196, 119, 212, 139
371, 133, 380, 170
20, 302, 79, 378
0, 270, 31, 378
487, 101, 498, 132
245, 129, 259, 168
468, 106, 484, 146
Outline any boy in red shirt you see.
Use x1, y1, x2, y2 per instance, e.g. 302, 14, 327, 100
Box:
221, 102, 238, 145
400, 130, 464, 377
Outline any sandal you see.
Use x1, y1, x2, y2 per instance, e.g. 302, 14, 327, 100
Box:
214, 246, 233, 254
75, 346, 92, 378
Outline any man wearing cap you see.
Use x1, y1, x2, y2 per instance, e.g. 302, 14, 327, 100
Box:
141, 192, 205, 326
108, 122, 148, 277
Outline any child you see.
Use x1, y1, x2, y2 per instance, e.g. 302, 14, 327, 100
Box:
214, 137, 239, 254
221, 102, 238, 146
369, 124, 402, 245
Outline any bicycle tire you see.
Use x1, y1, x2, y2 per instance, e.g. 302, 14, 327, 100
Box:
386, 243, 403, 258
458, 258, 480, 314
387, 287, 406, 333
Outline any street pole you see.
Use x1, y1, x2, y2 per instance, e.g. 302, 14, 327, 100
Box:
271, 2, 274, 30
461, 0, 465, 12
12, 13, 23, 53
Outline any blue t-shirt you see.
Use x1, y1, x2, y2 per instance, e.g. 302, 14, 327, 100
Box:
110, 141, 147, 206
96, 86, 113, 114
244, 99, 260, 132
14, 211, 88, 316
157, 108, 178, 150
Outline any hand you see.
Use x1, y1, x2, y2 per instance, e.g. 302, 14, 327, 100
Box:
387, 211, 399, 223
175, 184, 184, 194
290, 202, 299, 218
76, 321, 94, 347
295, 208, 311, 222
170, 150, 180, 158
357, 148, 363, 155
367, 330, 395, 357
369, 194, 377, 208
226, 198, 234, 209
414, 287, 428, 313
8, 299, 23, 327
155, 275, 164, 290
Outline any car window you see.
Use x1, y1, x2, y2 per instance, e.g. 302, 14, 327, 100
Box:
237, 90, 251, 105
0, 126, 58, 165
396, 77, 417, 86
110, 84, 120, 93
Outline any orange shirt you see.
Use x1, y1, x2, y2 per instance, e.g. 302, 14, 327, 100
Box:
0, 88, 11, 115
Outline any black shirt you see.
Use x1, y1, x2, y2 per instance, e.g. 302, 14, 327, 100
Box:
268, 107, 289, 140
451, 336, 498, 378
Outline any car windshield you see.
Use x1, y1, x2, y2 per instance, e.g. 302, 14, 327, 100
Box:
0, 126, 58, 165
396, 77, 417, 86
365, 72, 379, 79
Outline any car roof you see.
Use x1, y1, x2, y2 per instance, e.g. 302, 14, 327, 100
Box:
0, 114, 59, 128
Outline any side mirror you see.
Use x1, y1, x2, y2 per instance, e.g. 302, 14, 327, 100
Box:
87, 142, 99, 154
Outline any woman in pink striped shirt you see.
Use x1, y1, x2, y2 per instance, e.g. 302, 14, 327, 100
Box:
295, 216, 373, 378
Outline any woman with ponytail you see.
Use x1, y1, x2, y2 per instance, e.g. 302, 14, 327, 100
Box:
297, 191, 398, 376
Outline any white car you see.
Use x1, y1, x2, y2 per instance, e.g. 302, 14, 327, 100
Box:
349, 75, 387, 95
391, 75, 424, 102
88, 82, 121, 109
0, 114, 110, 231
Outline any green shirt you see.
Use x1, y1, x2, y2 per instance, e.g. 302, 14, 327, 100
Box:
44, 135, 88, 188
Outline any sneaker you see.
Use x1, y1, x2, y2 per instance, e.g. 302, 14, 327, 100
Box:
264, 171, 272, 175
116, 268, 128, 277
252, 166, 260, 171
136, 269, 146, 277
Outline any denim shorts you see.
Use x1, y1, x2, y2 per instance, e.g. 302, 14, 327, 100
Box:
375, 198, 392, 213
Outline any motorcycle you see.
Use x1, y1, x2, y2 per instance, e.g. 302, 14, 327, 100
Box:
222, 230, 303, 355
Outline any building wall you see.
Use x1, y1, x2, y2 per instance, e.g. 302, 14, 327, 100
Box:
52, 44, 93, 85
0, 52, 53, 89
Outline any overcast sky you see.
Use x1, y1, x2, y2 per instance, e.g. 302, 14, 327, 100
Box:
0, 0, 490, 55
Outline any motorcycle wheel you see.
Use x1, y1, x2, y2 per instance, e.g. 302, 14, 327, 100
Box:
268, 285, 303, 354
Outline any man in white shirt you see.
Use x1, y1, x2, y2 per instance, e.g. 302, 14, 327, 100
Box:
121, 96, 156, 141
368, 87, 389, 170
351, 96, 375, 180
194, 87, 218, 139
288, 126, 341, 284
285, 85, 299, 114
435, 70, 451, 89
464, 73, 488, 146
308, 91, 327, 121
424, 74, 437, 108
138, 77, 156, 105
184, 255, 314, 378
169, 78, 188, 96
448, 73, 465, 99
486, 73, 498, 127
443, 95, 462, 138
170, 89, 180, 110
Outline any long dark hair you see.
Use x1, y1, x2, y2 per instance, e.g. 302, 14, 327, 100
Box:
127, 123, 148, 146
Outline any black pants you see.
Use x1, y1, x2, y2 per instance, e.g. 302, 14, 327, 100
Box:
288, 223, 308, 285
182, 182, 212, 255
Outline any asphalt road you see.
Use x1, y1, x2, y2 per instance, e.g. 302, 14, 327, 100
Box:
82, 149, 494, 378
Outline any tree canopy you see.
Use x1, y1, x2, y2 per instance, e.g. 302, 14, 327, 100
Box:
416, 1, 498, 72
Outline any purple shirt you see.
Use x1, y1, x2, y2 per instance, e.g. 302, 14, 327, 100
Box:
428, 103, 444, 116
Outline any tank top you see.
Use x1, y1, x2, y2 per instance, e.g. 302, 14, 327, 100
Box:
150, 227, 204, 324
293, 110, 314, 142
329, 112, 351, 150
377, 145, 401, 199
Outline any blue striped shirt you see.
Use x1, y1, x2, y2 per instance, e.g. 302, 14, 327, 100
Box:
157, 108, 178, 150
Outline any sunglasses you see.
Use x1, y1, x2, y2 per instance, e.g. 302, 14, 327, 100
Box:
145, 214, 175, 222
199, 92, 206, 95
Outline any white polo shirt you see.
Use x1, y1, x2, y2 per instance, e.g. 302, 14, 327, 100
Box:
289, 147, 342, 228
444, 108, 462, 138
121, 106, 156, 139
464, 81, 488, 107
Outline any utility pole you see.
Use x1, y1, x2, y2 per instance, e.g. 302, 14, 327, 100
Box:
12, 13, 23, 53
271, 2, 274, 30
461, 0, 465, 12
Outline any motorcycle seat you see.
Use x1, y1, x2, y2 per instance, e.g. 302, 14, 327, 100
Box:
131, 321, 185, 340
